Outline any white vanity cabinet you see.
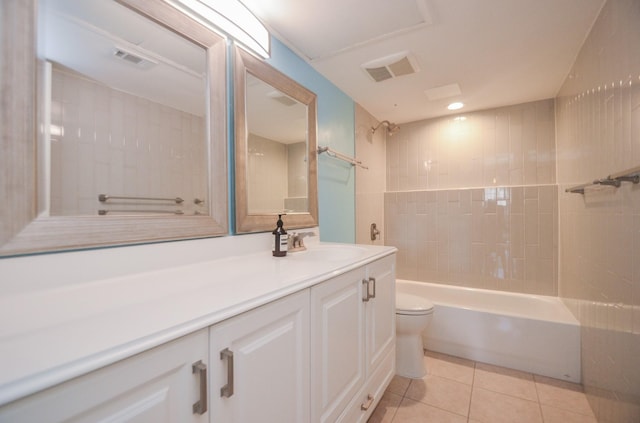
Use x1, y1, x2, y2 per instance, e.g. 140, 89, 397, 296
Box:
310, 255, 396, 423
0, 246, 396, 423
208, 289, 310, 423
0, 330, 209, 423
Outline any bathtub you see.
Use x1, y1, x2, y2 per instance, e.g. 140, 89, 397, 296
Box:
397, 280, 581, 382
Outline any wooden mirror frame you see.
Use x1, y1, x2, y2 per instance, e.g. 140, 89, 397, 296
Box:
234, 46, 318, 233
0, 0, 228, 256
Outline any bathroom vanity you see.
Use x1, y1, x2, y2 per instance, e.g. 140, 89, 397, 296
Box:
0, 241, 396, 423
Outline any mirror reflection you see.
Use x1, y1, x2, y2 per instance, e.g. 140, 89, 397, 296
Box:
234, 46, 318, 234
246, 73, 308, 214
39, 0, 208, 216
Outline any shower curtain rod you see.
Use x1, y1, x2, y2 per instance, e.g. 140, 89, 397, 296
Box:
317, 146, 368, 170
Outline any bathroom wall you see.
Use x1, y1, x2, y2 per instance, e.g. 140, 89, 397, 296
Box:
50, 67, 207, 216
355, 104, 387, 245
385, 99, 558, 295
555, 0, 640, 420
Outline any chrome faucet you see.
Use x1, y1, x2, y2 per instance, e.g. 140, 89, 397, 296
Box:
288, 231, 315, 252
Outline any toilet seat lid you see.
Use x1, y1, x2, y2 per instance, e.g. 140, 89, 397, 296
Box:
396, 292, 434, 315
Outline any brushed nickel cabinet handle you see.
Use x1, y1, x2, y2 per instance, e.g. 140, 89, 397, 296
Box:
362, 279, 370, 302
220, 348, 234, 398
361, 394, 374, 411
192, 360, 208, 414
368, 277, 376, 299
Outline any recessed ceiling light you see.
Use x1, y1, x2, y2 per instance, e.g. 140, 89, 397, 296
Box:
447, 102, 464, 110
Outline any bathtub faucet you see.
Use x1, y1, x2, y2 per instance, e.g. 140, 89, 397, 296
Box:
370, 223, 380, 241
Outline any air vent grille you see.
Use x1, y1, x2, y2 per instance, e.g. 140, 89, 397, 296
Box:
361, 52, 419, 83
112, 47, 157, 68
114, 49, 145, 65
267, 90, 298, 106
272, 95, 297, 107
365, 66, 394, 82
388, 57, 415, 77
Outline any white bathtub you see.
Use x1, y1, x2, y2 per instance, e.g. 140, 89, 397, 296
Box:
397, 280, 581, 382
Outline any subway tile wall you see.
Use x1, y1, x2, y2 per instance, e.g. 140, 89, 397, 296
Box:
386, 99, 555, 192
555, 0, 640, 420
247, 135, 308, 213
49, 66, 207, 216
247, 134, 288, 213
385, 185, 557, 295
385, 99, 558, 295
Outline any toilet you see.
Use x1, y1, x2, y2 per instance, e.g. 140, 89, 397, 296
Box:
395, 292, 434, 378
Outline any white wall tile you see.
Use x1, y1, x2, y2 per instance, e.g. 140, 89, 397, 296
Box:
384, 185, 558, 295
49, 67, 205, 216
556, 0, 640, 419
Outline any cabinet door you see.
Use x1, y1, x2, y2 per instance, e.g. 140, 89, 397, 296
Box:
209, 289, 310, 423
0, 330, 209, 423
310, 267, 366, 423
365, 255, 396, 373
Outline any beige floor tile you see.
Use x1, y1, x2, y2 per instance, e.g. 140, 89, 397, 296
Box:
534, 375, 595, 416
368, 391, 402, 423
541, 404, 598, 423
404, 374, 471, 417
469, 387, 542, 423
474, 362, 538, 401
386, 375, 411, 397
424, 350, 475, 385
392, 397, 467, 423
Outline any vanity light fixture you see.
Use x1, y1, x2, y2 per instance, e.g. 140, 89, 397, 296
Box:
164, 0, 270, 58
447, 102, 464, 111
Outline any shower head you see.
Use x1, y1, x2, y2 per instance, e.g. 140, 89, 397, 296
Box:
371, 120, 400, 136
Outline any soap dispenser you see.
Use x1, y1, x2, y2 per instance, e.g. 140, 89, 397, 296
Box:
272, 214, 288, 257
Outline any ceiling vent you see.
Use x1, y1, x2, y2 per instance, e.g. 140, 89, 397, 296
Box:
361, 51, 419, 82
267, 90, 298, 106
112, 47, 158, 68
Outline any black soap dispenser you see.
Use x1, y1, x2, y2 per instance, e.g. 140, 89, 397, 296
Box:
272, 214, 288, 257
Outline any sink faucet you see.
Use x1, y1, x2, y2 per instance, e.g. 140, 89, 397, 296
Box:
288, 231, 315, 251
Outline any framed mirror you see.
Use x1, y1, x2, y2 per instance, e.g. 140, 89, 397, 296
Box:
0, 0, 228, 256
234, 46, 318, 233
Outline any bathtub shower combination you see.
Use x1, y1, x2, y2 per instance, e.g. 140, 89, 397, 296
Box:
396, 280, 581, 383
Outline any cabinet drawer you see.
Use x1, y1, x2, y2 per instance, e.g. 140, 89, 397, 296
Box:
339, 344, 395, 423
0, 330, 209, 423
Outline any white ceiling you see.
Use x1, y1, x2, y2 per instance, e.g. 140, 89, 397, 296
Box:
240, 0, 605, 124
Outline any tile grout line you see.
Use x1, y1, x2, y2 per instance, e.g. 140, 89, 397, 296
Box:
467, 360, 478, 423
533, 376, 545, 423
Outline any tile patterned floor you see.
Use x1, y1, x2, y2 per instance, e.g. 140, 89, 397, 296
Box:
368, 350, 597, 423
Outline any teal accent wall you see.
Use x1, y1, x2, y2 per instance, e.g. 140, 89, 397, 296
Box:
263, 39, 356, 243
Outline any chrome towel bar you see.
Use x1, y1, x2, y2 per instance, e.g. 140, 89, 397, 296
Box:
99, 194, 184, 204
317, 146, 368, 170
98, 209, 184, 215
566, 165, 640, 194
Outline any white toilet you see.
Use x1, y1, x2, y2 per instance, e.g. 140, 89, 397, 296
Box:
395, 292, 434, 378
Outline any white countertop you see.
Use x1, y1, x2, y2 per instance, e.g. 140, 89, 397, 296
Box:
0, 241, 396, 406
